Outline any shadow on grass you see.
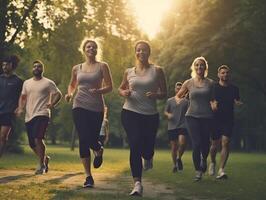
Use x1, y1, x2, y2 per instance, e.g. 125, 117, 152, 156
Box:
43, 172, 83, 184
0, 174, 35, 184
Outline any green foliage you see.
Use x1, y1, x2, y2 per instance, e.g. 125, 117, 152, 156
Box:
154, 0, 266, 150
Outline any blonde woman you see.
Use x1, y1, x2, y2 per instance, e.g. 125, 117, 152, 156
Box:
177, 57, 214, 181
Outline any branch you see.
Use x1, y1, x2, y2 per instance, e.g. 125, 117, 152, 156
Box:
8, 0, 38, 45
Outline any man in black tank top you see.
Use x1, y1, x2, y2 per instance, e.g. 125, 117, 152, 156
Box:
209, 65, 243, 179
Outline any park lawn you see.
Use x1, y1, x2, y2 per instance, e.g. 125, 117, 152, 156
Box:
0, 145, 266, 200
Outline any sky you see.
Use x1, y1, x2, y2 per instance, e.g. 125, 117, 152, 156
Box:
128, 0, 173, 38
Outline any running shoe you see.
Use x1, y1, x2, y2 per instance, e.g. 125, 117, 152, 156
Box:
35, 164, 46, 175
83, 176, 94, 188
143, 158, 153, 171
176, 158, 183, 171
93, 146, 104, 168
194, 171, 202, 182
208, 162, 216, 176
216, 170, 228, 180
129, 181, 143, 196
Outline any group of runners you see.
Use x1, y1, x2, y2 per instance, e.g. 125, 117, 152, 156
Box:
0, 39, 242, 197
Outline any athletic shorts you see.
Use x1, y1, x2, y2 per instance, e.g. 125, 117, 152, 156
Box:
25, 116, 49, 148
211, 119, 234, 140
0, 113, 15, 127
167, 128, 188, 141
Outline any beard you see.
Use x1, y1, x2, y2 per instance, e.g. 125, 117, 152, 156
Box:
32, 69, 43, 77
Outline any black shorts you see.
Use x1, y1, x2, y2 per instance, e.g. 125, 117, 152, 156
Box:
168, 128, 188, 141
25, 116, 49, 148
0, 113, 15, 127
211, 119, 234, 140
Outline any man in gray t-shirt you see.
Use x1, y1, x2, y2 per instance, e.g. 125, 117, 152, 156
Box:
164, 82, 189, 173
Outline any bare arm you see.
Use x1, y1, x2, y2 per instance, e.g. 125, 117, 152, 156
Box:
118, 70, 131, 97
65, 66, 78, 102
99, 63, 113, 94
47, 90, 62, 109
15, 94, 27, 117
146, 67, 167, 99
177, 80, 189, 98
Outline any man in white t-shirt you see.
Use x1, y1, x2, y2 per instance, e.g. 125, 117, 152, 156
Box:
16, 60, 62, 174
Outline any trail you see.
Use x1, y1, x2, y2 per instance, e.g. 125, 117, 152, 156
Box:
0, 169, 175, 199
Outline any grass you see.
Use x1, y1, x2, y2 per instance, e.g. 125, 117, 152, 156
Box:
0, 145, 266, 200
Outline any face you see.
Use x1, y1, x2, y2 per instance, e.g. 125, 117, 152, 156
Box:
194, 59, 206, 77
2, 62, 13, 74
84, 41, 97, 57
175, 85, 182, 94
135, 43, 150, 63
32, 63, 44, 77
218, 68, 230, 82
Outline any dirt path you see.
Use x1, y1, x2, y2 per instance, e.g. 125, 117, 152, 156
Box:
0, 169, 174, 199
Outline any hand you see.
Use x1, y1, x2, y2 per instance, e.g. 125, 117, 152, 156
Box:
46, 103, 54, 109
121, 89, 131, 97
65, 93, 72, 102
167, 113, 173, 119
210, 100, 218, 112
89, 88, 100, 94
145, 91, 157, 99
14, 107, 23, 117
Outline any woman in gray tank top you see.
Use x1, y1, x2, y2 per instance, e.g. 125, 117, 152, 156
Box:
119, 40, 167, 196
65, 39, 113, 188
177, 56, 214, 181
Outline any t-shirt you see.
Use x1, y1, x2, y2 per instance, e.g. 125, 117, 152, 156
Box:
0, 74, 23, 114
213, 83, 240, 121
165, 97, 189, 130
21, 77, 60, 122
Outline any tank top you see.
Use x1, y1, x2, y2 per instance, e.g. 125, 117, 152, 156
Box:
73, 63, 104, 112
123, 65, 159, 115
185, 78, 214, 118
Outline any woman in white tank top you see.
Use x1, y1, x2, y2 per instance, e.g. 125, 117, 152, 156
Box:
65, 39, 113, 188
119, 40, 167, 196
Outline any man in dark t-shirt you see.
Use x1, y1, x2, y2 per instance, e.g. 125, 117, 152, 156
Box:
209, 65, 243, 179
0, 55, 23, 157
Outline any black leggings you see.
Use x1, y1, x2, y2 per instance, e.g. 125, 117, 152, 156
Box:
185, 116, 213, 171
72, 108, 103, 158
121, 109, 159, 178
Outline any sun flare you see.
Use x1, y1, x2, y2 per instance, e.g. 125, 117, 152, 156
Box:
128, 0, 173, 39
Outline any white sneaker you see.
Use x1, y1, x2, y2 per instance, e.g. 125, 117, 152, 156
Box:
143, 158, 153, 171
208, 162, 216, 176
194, 171, 202, 182
216, 169, 228, 179
129, 181, 143, 196
35, 164, 46, 175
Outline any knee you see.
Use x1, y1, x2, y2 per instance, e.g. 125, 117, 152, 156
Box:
222, 139, 230, 148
